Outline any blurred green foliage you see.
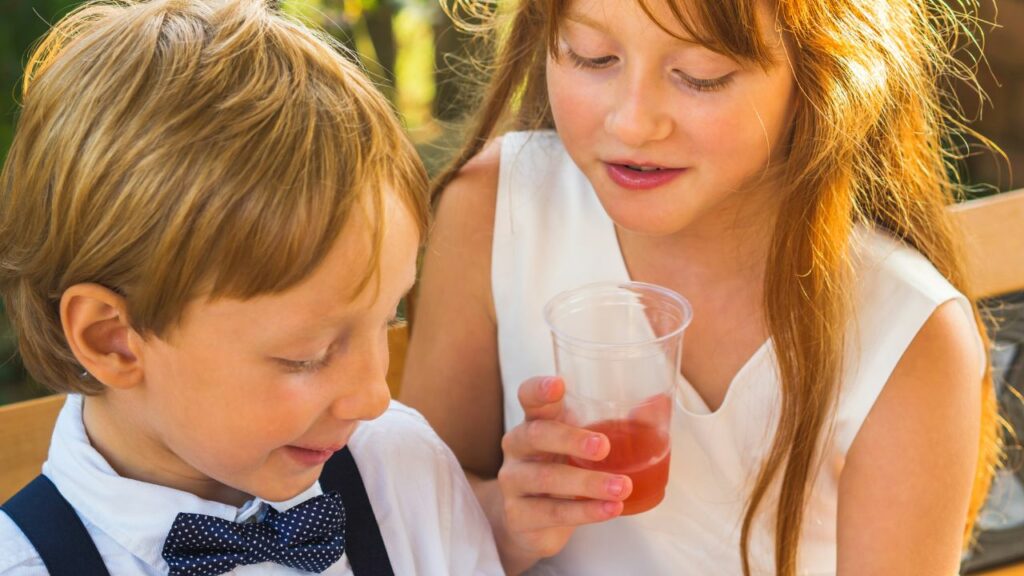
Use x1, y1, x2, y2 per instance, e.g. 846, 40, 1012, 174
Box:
1, 1, 79, 161
0, 1, 82, 403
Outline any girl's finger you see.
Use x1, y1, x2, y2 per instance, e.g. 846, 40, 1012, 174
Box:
518, 376, 565, 421
504, 493, 625, 532
501, 418, 610, 461
498, 459, 632, 502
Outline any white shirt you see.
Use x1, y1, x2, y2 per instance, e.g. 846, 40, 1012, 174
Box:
0, 395, 502, 576
491, 130, 984, 575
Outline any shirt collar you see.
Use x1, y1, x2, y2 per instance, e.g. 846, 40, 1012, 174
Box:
42, 394, 323, 572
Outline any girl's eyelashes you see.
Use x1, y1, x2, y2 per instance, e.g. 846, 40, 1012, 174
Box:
563, 45, 617, 69
673, 70, 735, 92
562, 44, 735, 93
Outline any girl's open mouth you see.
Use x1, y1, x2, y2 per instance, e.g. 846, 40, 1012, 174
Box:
605, 162, 686, 190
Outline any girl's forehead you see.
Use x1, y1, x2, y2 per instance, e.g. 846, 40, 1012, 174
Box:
558, 0, 715, 43
558, 0, 783, 65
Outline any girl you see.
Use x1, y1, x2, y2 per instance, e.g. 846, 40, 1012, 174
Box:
401, 0, 1002, 574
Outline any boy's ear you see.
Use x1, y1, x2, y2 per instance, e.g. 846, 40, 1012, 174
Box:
60, 283, 144, 390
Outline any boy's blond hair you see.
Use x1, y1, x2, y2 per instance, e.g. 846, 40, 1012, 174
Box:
0, 0, 429, 394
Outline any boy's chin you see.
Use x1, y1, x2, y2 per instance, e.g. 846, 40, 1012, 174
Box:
251, 474, 322, 505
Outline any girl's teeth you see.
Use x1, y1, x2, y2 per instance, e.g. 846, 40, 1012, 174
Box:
626, 165, 661, 172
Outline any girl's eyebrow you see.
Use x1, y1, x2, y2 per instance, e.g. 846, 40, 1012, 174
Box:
563, 11, 609, 33
563, 10, 701, 47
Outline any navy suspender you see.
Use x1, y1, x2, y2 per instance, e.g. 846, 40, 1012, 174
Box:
1, 446, 393, 575
1, 475, 110, 576
321, 447, 396, 576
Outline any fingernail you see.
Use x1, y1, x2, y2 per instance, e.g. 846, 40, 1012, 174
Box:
584, 435, 602, 455
541, 377, 557, 396
606, 478, 625, 497
602, 501, 620, 516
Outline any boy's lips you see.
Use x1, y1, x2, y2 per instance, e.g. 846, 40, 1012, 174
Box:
604, 161, 686, 190
284, 444, 342, 467
285, 430, 355, 467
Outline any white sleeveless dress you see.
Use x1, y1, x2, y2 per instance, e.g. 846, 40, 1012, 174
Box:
491, 130, 983, 575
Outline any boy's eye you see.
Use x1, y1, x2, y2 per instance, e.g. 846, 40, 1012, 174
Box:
563, 46, 617, 69
277, 354, 331, 374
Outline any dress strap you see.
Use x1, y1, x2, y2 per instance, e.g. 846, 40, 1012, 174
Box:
1, 475, 110, 576
321, 447, 395, 576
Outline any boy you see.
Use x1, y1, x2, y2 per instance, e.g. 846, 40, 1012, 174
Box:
0, 1, 501, 574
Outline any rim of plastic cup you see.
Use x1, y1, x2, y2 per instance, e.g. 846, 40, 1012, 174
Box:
543, 281, 693, 350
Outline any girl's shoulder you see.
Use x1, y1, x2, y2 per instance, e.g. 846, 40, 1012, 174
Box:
433, 137, 504, 239
834, 225, 983, 449
850, 225, 963, 308
497, 129, 570, 179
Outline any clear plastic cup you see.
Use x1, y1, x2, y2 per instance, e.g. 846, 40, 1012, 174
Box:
544, 281, 692, 515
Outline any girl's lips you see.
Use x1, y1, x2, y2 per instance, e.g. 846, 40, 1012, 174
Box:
605, 162, 686, 190
284, 445, 338, 467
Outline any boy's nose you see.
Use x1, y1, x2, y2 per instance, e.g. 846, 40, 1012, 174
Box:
604, 80, 673, 148
328, 353, 391, 422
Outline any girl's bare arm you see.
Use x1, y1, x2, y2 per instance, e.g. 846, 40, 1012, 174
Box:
400, 141, 506, 479
837, 300, 982, 574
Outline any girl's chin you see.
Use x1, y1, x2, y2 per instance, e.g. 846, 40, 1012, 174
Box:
605, 208, 697, 238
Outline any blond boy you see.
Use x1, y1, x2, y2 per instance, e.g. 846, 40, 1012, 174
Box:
0, 1, 500, 574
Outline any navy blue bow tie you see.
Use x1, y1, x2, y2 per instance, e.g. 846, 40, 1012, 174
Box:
161, 491, 346, 576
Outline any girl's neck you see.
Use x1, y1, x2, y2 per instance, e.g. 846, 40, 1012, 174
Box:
615, 185, 780, 297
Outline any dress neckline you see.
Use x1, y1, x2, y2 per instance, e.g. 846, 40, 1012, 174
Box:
599, 185, 773, 418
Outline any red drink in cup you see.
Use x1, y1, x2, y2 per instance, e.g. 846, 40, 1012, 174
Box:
545, 282, 691, 516
570, 414, 672, 514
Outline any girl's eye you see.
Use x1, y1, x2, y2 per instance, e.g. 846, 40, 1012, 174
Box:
563, 46, 617, 69
278, 354, 331, 374
674, 70, 735, 92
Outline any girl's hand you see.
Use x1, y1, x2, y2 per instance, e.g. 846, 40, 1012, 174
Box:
496, 376, 633, 561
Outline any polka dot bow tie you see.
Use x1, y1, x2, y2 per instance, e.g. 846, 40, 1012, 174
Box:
161, 492, 346, 576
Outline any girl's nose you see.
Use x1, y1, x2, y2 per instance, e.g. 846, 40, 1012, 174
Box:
604, 77, 673, 148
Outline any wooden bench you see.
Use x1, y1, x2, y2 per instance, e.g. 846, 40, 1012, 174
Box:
953, 188, 1024, 575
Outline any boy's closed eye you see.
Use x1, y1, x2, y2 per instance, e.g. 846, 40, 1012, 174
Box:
273, 313, 404, 374
277, 354, 333, 374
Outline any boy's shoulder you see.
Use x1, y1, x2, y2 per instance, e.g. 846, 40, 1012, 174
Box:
0, 509, 46, 574
349, 400, 451, 461
343, 400, 503, 575
345, 399, 467, 512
